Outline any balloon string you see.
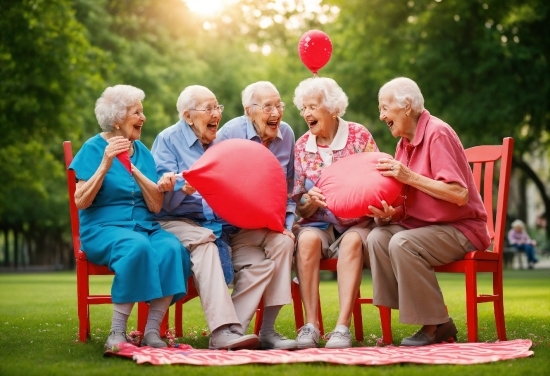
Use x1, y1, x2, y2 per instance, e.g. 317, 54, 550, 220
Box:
313, 73, 318, 78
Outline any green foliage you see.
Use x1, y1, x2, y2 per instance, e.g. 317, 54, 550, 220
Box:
0, 272, 548, 375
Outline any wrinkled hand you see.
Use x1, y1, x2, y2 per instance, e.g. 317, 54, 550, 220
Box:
306, 187, 327, 209
376, 157, 406, 182
157, 172, 176, 193
367, 200, 395, 221
283, 229, 295, 242
104, 136, 131, 160
182, 182, 196, 195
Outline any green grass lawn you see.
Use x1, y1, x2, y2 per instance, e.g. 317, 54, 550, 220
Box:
0, 269, 548, 376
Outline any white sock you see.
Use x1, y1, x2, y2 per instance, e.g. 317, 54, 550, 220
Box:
334, 324, 350, 334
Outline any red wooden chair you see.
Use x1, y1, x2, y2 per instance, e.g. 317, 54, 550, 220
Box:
291, 137, 513, 345
432, 137, 514, 342
291, 259, 393, 345
64, 141, 176, 341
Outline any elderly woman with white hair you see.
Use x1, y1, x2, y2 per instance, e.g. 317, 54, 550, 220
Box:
69, 85, 191, 351
508, 219, 539, 269
291, 77, 379, 349
366, 77, 491, 346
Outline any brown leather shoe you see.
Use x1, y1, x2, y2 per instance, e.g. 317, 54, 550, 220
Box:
434, 317, 458, 343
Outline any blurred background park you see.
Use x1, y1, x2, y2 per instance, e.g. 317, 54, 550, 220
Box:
0, 0, 549, 271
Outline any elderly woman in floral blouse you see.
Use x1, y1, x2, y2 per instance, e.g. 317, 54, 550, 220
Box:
291, 77, 379, 349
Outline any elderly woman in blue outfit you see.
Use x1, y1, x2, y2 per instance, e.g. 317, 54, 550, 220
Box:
69, 85, 191, 351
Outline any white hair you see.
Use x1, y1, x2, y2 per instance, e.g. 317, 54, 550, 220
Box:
511, 219, 525, 229
241, 81, 279, 114
378, 77, 425, 115
95, 85, 145, 131
293, 77, 348, 117
176, 85, 214, 120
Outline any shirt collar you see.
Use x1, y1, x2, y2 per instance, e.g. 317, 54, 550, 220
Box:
177, 119, 200, 148
398, 109, 430, 150
245, 116, 283, 141
305, 118, 349, 153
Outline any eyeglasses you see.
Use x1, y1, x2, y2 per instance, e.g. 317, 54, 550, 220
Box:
300, 105, 321, 116
190, 105, 224, 115
253, 103, 285, 113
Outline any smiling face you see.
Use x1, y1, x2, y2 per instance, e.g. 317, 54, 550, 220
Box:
378, 89, 415, 141
246, 87, 283, 144
116, 102, 146, 141
183, 90, 222, 145
301, 93, 337, 142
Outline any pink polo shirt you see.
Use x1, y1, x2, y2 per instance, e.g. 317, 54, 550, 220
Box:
395, 110, 491, 251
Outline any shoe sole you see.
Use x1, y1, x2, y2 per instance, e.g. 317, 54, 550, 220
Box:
260, 342, 299, 350
325, 342, 352, 349
209, 335, 259, 350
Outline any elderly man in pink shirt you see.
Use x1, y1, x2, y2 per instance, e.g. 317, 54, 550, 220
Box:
366, 77, 491, 346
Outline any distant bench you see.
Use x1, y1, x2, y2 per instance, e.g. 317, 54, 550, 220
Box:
503, 247, 527, 269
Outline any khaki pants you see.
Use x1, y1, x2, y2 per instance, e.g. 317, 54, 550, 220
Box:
229, 228, 294, 332
159, 219, 240, 332
367, 224, 475, 325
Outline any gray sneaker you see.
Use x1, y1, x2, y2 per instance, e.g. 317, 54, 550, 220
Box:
259, 331, 298, 350
104, 331, 130, 350
209, 329, 259, 350
324, 329, 352, 349
295, 324, 320, 349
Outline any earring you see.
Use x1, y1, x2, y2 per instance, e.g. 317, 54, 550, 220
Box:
406, 112, 410, 116
116, 126, 120, 130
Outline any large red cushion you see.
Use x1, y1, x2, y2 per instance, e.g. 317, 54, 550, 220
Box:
182, 139, 287, 232
315, 151, 403, 218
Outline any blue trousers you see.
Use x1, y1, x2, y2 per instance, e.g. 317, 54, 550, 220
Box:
513, 244, 538, 264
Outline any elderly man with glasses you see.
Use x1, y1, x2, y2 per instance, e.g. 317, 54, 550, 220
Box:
151, 85, 261, 350
212, 81, 297, 350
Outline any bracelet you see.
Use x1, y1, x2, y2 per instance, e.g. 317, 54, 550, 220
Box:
382, 216, 392, 222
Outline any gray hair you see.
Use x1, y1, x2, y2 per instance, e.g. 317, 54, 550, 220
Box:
378, 77, 425, 115
293, 77, 348, 117
511, 219, 526, 229
95, 85, 145, 131
242, 81, 279, 114
176, 85, 214, 120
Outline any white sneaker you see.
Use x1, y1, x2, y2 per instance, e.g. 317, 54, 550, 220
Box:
208, 329, 259, 350
295, 324, 320, 349
324, 328, 352, 349
259, 331, 298, 350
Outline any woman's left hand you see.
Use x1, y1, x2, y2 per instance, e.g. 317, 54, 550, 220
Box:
376, 157, 408, 182
157, 172, 176, 193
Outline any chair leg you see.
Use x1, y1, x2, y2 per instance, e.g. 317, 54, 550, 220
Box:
77, 261, 90, 342
465, 267, 479, 342
291, 280, 304, 331
253, 299, 264, 335
352, 292, 364, 342
175, 300, 183, 337
493, 270, 507, 341
378, 306, 393, 345
317, 293, 324, 335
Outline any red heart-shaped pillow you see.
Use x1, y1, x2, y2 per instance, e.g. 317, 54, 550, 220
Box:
316, 151, 403, 218
183, 139, 287, 232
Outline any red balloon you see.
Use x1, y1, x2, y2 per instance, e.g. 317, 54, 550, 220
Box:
298, 30, 333, 75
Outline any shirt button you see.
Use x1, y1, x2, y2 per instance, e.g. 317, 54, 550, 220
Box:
131, 201, 134, 205
131, 191, 134, 195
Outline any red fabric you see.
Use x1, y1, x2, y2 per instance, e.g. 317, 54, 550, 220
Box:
116, 151, 132, 173
316, 151, 403, 218
183, 139, 286, 232
106, 339, 533, 366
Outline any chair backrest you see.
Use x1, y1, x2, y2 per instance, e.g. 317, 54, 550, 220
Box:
63, 141, 81, 259
464, 137, 514, 255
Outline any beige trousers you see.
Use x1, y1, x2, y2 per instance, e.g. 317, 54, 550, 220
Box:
367, 224, 475, 325
229, 228, 294, 332
158, 219, 240, 332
